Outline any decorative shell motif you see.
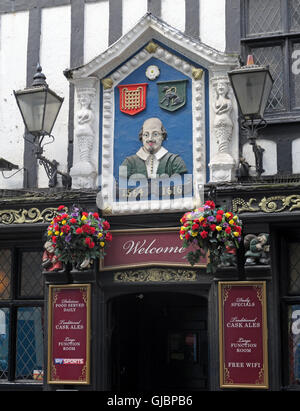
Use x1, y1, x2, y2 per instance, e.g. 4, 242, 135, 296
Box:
145, 65, 160, 80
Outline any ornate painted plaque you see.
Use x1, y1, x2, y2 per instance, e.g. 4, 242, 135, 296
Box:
157, 79, 187, 112
218, 281, 268, 389
118, 83, 148, 115
47, 284, 91, 385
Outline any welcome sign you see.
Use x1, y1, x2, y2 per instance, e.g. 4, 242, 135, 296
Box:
100, 228, 207, 271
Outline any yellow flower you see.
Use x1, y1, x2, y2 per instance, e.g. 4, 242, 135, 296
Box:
48, 231, 52, 236
180, 235, 184, 240
100, 241, 105, 247
233, 231, 239, 237
81, 215, 87, 221
62, 220, 67, 225
199, 216, 205, 222
191, 231, 198, 237
98, 232, 103, 238
216, 226, 222, 231
229, 219, 234, 225
55, 231, 59, 235
233, 215, 238, 220
225, 212, 231, 218
60, 232, 63, 236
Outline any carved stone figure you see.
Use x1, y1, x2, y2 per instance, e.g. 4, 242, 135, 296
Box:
213, 79, 233, 154
209, 77, 235, 182
70, 85, 98, 189
76, 92, 95, 164
244, 233, 270, 266
41, 241, 64, 272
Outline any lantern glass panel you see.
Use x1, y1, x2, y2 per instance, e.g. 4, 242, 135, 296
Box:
230, 70, 272, 119
43, 90, 63, 135
15, 89, 47, 136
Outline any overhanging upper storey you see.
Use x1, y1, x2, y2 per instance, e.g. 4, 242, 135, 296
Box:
64, 13, 240, 216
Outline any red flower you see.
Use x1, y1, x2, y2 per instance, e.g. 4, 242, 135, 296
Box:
192, 223, 199, 230
205, 200, 215, 209
57, 205, 65, 211
93, 212, 99, 219
217, 209, 224, 215
103, 221, 110, 230
216, 214, 223, 223
106, 232, 112, 241
89, 241, 95, 249
200, 231, 208, 239
210, 224, 216, 231
52, 236, 57, 243
185, 233, 190, 240
69, 218, 77, 224
225, 227, 231, 234
76, 228, 83, 234
82, 211, 89, 217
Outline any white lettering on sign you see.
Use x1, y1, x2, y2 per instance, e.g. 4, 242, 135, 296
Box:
122, 239, 185, 256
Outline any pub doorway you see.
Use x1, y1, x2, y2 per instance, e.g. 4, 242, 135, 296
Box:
109, 292, 208, 391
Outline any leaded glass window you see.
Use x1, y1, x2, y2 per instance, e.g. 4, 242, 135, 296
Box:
0, 247, 44, 385
288, 243, 300, 294
288, 305, 300, 385
242, 0, 300, 117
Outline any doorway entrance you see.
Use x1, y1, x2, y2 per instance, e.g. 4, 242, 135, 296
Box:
109, 292, 208, 391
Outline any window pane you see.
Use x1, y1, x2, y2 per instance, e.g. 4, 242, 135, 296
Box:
250, 45, 285, 112
15, 307, 44, 381
291, 42, 300, 109
288, 305, 300, 385
20, 251, 43, 298
290, 0, 300, 32
0, 308, 9, 380
288, 243, 300, 294
0, 249, 11, 300
247, 0, 282, 36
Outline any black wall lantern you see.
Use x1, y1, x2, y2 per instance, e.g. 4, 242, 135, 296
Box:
228, 55, 274, 177
14, 64, 71, 188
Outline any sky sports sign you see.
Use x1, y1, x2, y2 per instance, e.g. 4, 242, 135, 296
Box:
54, 358, 84, 365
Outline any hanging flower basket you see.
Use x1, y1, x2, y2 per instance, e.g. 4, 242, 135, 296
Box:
179, 200, 242, 274
44, 205, 112, 270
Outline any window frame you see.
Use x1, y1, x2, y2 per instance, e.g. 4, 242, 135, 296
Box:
241, 0, 300, 123
0, 245, 44, 387
279, 234, 300, 390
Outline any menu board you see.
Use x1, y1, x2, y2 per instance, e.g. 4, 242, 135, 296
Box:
218, 281, 268, 389
47, 284, 91, 384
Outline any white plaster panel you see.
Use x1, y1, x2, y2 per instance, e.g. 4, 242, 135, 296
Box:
161, 0, 186, 33
0, 12, 29, 189
242, 139, 277, 176
200, 0, 225, 51
122, 0, 147, 36
292, 138, 300, 174
39, 5, 71, 187
84, 1, 109, 64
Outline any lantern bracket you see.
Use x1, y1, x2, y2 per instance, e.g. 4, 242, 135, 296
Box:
240, 117, 267, 177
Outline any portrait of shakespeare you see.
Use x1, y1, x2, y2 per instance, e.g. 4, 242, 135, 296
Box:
119, 117, 188, 179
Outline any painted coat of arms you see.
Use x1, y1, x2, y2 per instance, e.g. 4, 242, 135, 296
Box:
157, 79, 187, 112
118, 83, 148, 116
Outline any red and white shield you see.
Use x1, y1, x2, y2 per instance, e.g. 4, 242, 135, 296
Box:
118, 83, 148, 116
